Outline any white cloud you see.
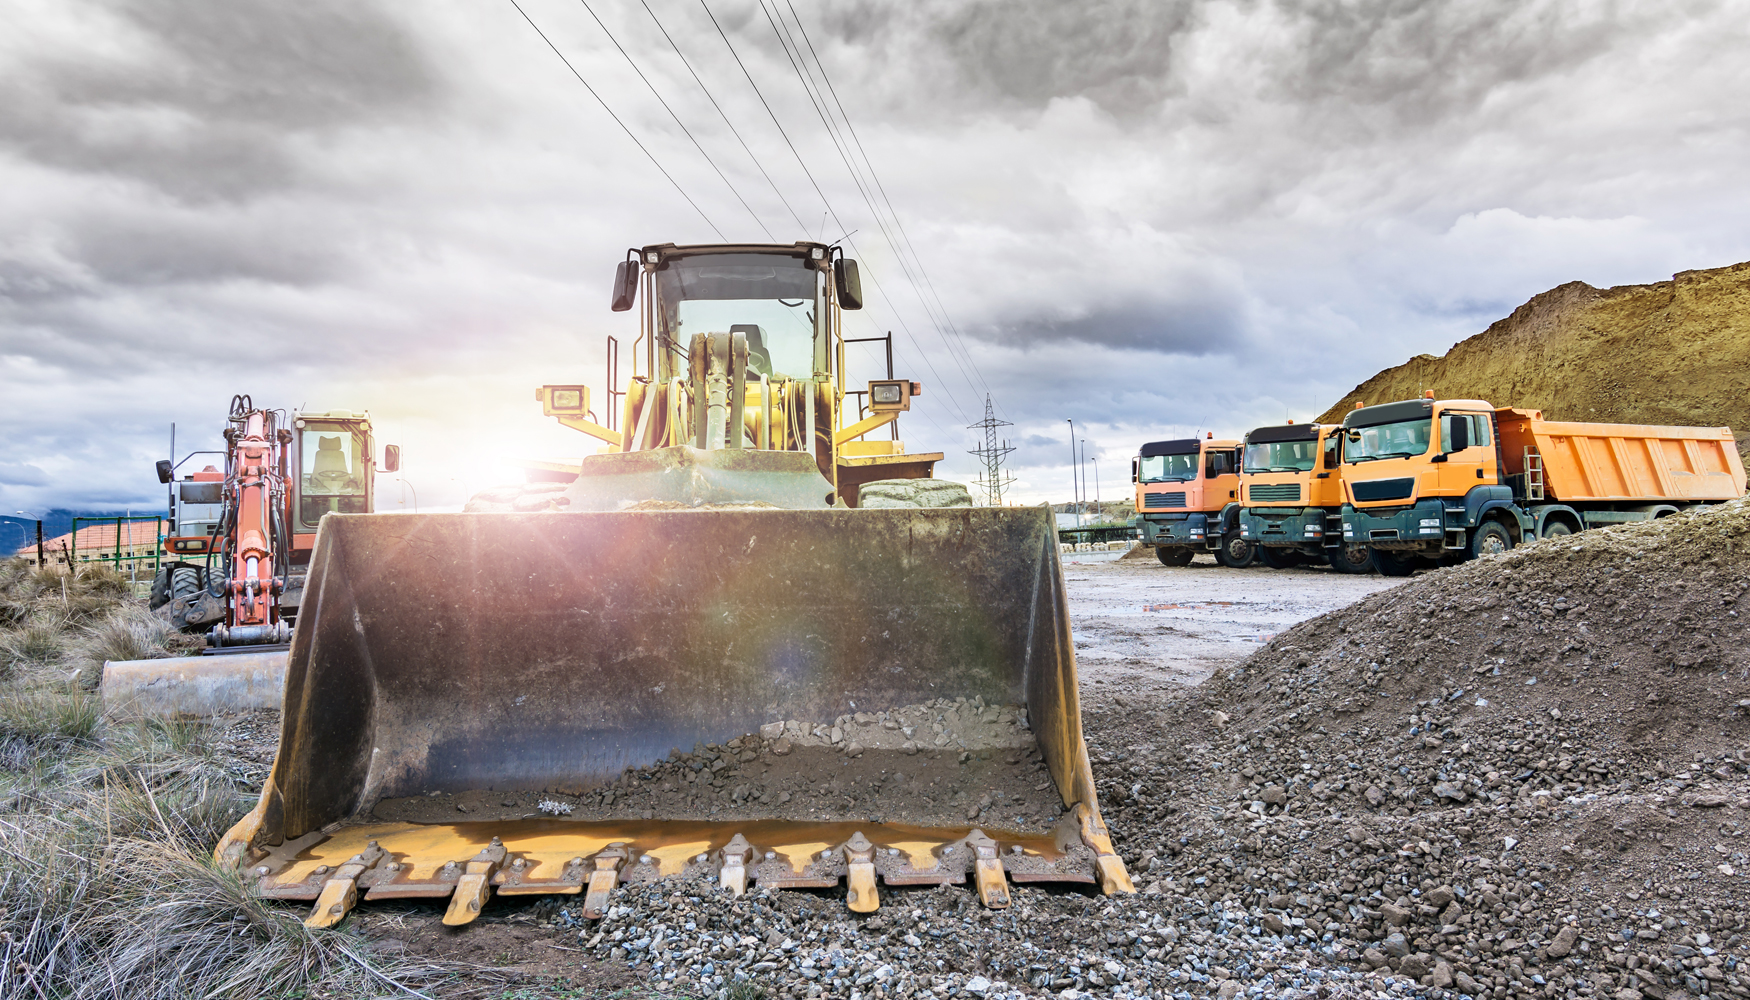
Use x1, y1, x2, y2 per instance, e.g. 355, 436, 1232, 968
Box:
2, 0, 1748, 513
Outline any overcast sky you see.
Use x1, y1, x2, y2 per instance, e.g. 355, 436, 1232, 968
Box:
3, 0, 1749, 517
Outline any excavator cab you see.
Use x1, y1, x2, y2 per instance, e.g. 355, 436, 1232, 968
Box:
219, 242, 1131, 928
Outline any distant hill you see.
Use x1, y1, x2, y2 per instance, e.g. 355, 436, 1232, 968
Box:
1317, 260, 1750, 471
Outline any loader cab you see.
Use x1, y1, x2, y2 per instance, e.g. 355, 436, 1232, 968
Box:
538, 241, 941, 507
289, 410, 379, 556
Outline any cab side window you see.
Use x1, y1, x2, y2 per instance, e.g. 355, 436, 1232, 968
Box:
1205, 450, 1235, 478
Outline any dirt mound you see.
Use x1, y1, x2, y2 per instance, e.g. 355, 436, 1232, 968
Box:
1079, 498, 1750, 1000
1317, 260, 1750, 472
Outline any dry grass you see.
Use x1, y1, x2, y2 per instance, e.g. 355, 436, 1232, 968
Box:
0, 559, 500, 999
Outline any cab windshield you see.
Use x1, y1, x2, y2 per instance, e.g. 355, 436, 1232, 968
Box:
1345, 418, 1433, 463
1139, 453, 1199, 482
299, 423, 368, 528
656, 254, 820, 379
1243, 440, 1318, 473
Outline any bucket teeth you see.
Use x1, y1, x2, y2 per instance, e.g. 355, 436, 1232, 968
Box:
443, 837, 507, 927
583, 843, 630, 919
717, 833, 754, 897
962, 830, 1010, 909
303, 840, 385, 928
840, 832, 879, 914
1074, 803, 1135, 895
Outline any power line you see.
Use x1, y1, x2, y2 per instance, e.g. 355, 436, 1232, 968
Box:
697, 0, 974, 422
639, 0, 812, 235
507, 0, 724, 239
576, 0, 772, 240
758, 0, 990, 418
783, 0, 1005, 418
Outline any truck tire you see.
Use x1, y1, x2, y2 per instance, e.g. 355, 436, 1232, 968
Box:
1329, 545, 1375, 575
1214, 532, 1255, 568
1369, 549, 1419, 577
1541, 521, 1572, 539
1257, 546, 1302, 570
1156, 547, 1194, 567
148, 568, 172, 609
1469, 520, 1512, 559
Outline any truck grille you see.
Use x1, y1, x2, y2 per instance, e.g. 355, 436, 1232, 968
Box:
1247, 483, 1301, 503
1143, 492, 1187, 509
1351, 477, 1415, 502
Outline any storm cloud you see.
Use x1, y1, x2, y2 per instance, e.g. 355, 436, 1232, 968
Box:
2, 0, 1748, 514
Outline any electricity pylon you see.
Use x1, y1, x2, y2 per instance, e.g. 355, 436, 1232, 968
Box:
967, 395, 1016, 506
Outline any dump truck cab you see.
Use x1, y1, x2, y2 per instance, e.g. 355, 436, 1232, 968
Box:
1237, 422, 1372, 573
1131, 434, 1249, 566
1337, 395, 1515, 574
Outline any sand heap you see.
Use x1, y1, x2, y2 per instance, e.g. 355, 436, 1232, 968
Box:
1317, 260, 1750, 472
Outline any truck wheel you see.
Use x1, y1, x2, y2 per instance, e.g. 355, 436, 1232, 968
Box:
1369, 549, 1419, 577
1541, 521, 1572, 539
148, 568, 173, 609
1156, 547, 1194, 567
1469, 520, 1513, 558
1257, 546, 1301, 570
1329, 545, 1375, 575
1215, 532, 1255, 568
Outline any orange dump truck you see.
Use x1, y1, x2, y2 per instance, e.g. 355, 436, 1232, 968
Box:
1340, 395, 1746, 575
1131, 434, 1253, 566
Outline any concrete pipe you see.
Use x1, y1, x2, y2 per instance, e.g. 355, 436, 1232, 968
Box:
102, 651, 289, 718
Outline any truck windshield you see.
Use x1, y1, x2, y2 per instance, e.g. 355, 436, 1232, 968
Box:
1243, 440, 1318, 473
300, 424, 368, 528
1140, 453, 1199, 482
1345, 418, 1433, 463
657, 254, 820, 379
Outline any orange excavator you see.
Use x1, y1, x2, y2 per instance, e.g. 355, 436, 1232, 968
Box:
200, 395, 294, 647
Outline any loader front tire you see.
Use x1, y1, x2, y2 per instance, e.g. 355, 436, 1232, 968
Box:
1155, 546, 1194, 567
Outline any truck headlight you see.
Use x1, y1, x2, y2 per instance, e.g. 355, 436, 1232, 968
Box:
1418, 518, 1441, 527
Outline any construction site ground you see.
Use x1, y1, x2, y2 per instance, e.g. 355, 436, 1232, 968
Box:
165, 512, 1750, 1000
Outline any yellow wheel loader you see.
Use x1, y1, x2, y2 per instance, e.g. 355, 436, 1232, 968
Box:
217, 241, 1132, 928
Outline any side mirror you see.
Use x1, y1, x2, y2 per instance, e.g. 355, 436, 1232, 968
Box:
156, 459, 173, 484
1444, 414, 1470, 453
1131, 458, 1138, 484
383, 445, 401, 473
611, 260, 638, 312
835, 259, 863, 310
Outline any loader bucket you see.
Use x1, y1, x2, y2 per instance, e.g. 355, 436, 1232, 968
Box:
218, 506, 1131, 926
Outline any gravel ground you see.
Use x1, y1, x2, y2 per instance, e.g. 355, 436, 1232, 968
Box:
317, 502, 1750, 1000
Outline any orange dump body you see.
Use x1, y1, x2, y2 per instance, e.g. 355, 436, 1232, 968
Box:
1495, 408, 1746, 504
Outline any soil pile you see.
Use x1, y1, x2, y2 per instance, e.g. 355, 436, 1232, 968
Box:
1316, 260, 1750, 472
1087, 497, 1750, 1000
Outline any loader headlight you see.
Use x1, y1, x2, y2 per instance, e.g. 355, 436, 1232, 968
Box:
540, 385, 590, 416
868, 380, 910, 412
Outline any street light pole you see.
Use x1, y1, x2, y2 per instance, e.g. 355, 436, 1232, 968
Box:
1065, 420, 1080, 527
15, 510, 43, 567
